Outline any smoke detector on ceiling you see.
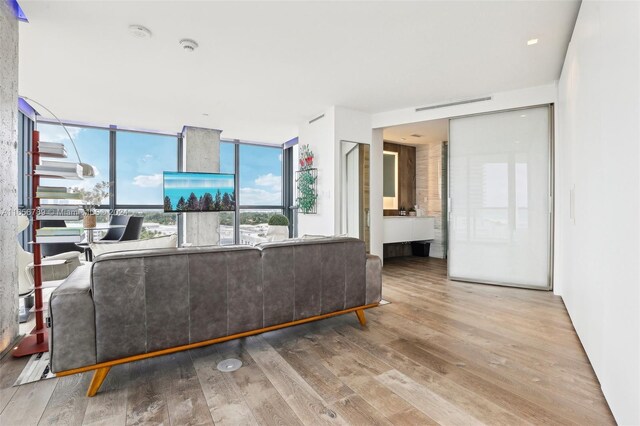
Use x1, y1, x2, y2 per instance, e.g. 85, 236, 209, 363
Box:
128, 25, 152, 39
179, 39, 199, 52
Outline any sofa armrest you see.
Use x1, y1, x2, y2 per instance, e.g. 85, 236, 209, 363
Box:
46, 251, 83, 262
365, 254, 382, 305
26, 252, 82, 285
49, 264, 97, 372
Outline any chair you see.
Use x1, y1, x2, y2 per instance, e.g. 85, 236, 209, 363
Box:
99, 215, 130, 242
17, 216, 81, 322
88, 216, 143, 261
120, 216, 144, 241
40, 220, 84, 258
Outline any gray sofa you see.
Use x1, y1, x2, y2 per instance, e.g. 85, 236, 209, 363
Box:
49, 237, 382, 396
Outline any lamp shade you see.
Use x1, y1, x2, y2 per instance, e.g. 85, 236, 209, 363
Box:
80, 163, 96, 177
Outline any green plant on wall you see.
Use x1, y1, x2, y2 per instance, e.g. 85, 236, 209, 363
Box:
297, 168, 317, 214
296, 144, 317, 214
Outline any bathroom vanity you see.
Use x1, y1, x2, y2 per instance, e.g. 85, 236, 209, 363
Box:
383, 216, 435, 244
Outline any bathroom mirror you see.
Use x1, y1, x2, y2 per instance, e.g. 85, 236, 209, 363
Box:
340, 141, 370, 252
383, 151, 398, 209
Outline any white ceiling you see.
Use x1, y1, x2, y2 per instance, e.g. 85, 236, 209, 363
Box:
384, 119, 449, 145
18, 1, 579, 143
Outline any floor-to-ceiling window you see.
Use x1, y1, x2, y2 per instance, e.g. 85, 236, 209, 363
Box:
239, 144, 283, 244
219, 141, 285, 245
32, 121, 180, 239
22, 117, 287, 245
37, 122, 111, 209
36, 122, 111, 230
115, 130, 179, 238
219, 141, 236, 244
17, 112, 34, 248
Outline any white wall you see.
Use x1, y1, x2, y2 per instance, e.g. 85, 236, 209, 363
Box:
297, 106, 384, 259
370, 129, 384, 261
297, 107, 336, 236
373, 84, 557, 129
555, 1, 640, 424
0, 0, 19, 355
298, 88, 559, 262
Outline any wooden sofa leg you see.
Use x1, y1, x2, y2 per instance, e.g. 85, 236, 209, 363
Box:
87, 366, 111, 397
355, 309, 367, 327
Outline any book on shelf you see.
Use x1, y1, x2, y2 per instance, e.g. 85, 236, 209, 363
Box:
34, 168, 82, 179
39, 147, 68, 157
35, 234, 85, 243
35, 214, 81, 221
36, 205, 82, 221
35, 161, 82, 177
36, 227, 84, 236
37, 204, 82, 211
36, 186, 71, 193
35, 190, 83, 200
40, 160, 79, 171
39, 141, 65, 149
38, 142, 67, 156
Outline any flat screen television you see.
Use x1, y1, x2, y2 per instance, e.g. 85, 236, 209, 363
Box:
163, 171, 236, 213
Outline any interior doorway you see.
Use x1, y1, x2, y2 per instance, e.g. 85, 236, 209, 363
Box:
340, 141, 371, 252
381, 119, 449, 260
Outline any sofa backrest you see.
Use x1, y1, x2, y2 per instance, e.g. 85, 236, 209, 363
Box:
89, 238, 368, 364
257, 237, 367, 327
90, 245, 262, 363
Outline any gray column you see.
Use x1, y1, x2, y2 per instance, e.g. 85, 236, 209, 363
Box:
0, 1, 19, 354
183, 126, 221, 246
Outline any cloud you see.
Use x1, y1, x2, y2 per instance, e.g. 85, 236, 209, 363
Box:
133, 174, 163, 188
39, 124, 82, 143
240, 187, 281, 205
254, 173, 281, 191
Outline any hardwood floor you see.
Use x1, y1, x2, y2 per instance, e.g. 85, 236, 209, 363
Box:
0, 257, 614, 425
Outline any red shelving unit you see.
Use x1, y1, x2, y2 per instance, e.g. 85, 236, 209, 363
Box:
13, 130, 84, 357
13, 130, 47, 357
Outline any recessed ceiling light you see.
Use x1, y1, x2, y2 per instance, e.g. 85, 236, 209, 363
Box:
179, 39, 199, 52
527, 38, 538, 46
520, 114, 527, 118
129, 25, 152, 39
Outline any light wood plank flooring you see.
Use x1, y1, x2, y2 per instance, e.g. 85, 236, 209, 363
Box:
0, 257, 614, 425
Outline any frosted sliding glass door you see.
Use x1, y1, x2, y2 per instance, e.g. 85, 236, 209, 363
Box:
448, 106, 551, 289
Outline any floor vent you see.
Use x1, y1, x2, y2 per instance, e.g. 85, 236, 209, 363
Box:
416, 96, 492, 112
217, 358, 242, 372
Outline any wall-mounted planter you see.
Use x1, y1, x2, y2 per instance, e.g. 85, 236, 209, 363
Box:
296, 167, 317, 214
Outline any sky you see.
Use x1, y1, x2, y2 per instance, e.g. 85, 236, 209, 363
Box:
38, 124, 283, 207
